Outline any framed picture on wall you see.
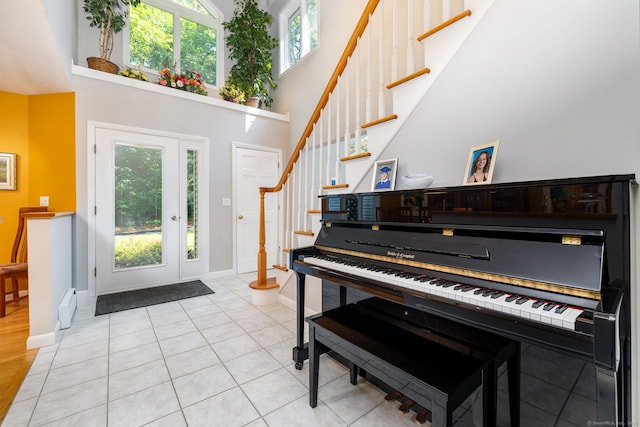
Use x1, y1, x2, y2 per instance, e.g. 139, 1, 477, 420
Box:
0, 152, 16, 190
371, 158, 398, 191
463, 141, 499, 186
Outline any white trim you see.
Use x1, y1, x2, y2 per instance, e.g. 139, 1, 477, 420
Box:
72, 65, 290, 123
231, 143, 283, 275
26, 325, 62, 350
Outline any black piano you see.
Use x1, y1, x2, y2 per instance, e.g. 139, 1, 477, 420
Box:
291, 174, 634, 424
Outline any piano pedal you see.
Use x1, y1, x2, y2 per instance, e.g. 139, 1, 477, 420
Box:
414, 407, 431, 424
384, 391, 403, 402
398, 398, 415, 414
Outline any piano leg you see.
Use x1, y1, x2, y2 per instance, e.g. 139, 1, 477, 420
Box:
507, 342, 521, 427
309, 323, 319, 407
595, 366, 619, 424
292, 271, 308, 370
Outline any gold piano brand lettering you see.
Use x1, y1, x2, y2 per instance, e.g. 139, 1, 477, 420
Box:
562, 235, 581, 245
387, 251, 416, 260
443, 229, 454, 236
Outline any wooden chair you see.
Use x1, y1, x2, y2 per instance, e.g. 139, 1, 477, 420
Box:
0, 207, 48, 317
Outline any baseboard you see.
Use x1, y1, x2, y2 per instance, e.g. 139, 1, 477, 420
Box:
209, 270, 234, 279
26, 322, 62, 350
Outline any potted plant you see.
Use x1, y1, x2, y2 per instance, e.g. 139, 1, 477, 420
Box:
83, 0, 141, 74
219, 83, 246, 104
223, 0, 279, 108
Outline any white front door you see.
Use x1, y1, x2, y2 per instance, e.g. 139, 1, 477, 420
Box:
234, 145, 280, 274
94, 127, 208, 294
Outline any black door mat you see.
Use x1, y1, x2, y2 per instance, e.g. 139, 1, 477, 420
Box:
95, 280, 214, 316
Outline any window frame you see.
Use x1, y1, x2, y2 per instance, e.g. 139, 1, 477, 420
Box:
124, 0, 224, 87
279, 0, 319, 74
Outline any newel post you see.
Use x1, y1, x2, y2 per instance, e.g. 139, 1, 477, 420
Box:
250, 188, 278, 291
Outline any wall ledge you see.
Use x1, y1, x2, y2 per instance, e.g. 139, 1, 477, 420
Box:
72, 65, 290, 123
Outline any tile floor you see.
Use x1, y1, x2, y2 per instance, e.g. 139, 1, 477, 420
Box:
2, 274, 597, 427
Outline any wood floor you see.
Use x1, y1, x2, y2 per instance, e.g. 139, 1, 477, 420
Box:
0, 297, 37, 424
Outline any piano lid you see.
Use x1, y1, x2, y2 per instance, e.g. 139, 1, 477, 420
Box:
316, 175, 635, 300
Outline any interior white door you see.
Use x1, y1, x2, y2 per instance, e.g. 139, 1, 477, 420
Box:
95, 128, 181, 294
235, 146, 279, 274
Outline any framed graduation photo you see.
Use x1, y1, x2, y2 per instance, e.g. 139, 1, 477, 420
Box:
0, 152, 16, 190
463, 141, 499, 186
371, 158, 398, 192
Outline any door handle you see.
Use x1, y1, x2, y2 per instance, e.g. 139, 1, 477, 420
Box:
171, 215, 178, 221
238, 215, 244, 220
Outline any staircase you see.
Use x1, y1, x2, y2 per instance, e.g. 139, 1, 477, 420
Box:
252, 0, 495, 305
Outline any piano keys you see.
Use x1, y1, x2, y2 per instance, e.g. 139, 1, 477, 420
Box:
291, 174, 634, 425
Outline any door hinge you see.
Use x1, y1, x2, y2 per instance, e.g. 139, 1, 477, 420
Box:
94, 205, 97, 215
94, 144, 97, 154
94, 267, 97, 277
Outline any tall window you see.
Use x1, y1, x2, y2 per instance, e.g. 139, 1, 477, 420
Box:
127, 0, 223, 87
279, 0, 318, 73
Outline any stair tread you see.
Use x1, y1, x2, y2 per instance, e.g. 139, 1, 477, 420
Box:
418, 9, 472, 42
362, 115, 398, 129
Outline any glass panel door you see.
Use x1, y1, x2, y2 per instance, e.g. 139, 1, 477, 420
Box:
95, 129, 180, 294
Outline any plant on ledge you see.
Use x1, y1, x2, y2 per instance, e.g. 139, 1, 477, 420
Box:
219, 83, 246, 104
223, 0, 279, 107
120, 67, 147, 81
83, 0, 141, 74
158, 68, 208, 96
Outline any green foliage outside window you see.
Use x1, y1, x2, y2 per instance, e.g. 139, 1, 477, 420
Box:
129, 0, 218, 85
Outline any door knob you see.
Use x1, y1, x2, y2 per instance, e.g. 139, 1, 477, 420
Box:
171, 215, 178, 221
238, 215, 244, 220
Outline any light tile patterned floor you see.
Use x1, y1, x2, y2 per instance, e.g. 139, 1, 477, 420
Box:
2, 273, 596, 427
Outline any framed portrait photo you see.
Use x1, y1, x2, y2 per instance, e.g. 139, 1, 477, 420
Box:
0, 152, 16, 190
463, 141, 499, 186
371, 158, 398, 192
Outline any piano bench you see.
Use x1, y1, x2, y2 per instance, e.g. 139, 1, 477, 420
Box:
307, 303, 519, 427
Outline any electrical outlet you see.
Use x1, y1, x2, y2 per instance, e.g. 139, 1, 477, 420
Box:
40, 196, 49, 207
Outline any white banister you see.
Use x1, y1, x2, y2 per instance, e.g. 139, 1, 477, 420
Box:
443, 0, 451, 21
378, 4, 385, 118
366, 15, 373, 123
310, 128, 317, 210
392, 0, 399, 82
344, 62, 351, 158
355, 40, 362, 153
407, 0, 415, 73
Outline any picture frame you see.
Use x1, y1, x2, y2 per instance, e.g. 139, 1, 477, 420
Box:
371, 158, 398, 192
0, 152, 16, 190
463, 141, 499, 186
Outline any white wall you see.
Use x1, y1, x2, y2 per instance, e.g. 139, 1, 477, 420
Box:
72, 72, 290, 291
361, 0, 639, 190
42, 0, 76, 85
270, 0, 369, 146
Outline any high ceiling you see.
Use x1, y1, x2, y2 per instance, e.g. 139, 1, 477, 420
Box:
0, 0, 295, 96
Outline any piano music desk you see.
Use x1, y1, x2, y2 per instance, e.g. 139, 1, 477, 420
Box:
307, 302, 520, 427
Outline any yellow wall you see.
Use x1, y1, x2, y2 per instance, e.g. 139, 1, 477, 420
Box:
28, 93, 76, 213
0, 92, 30, 262
0, 91, 75, 275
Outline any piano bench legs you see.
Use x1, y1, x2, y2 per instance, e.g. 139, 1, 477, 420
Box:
306, 304, 520, 427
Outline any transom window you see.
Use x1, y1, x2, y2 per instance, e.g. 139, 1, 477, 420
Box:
127, 0, 223, 87
279, 0, 318, 73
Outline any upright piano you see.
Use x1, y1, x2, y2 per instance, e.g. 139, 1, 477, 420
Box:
291, 174, 634, 424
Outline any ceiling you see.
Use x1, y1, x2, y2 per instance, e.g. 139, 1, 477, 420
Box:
0, 0, 74, 95
0, 0, 299, 96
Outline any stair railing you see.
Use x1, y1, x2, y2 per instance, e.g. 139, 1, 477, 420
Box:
252, 0, 471, 289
